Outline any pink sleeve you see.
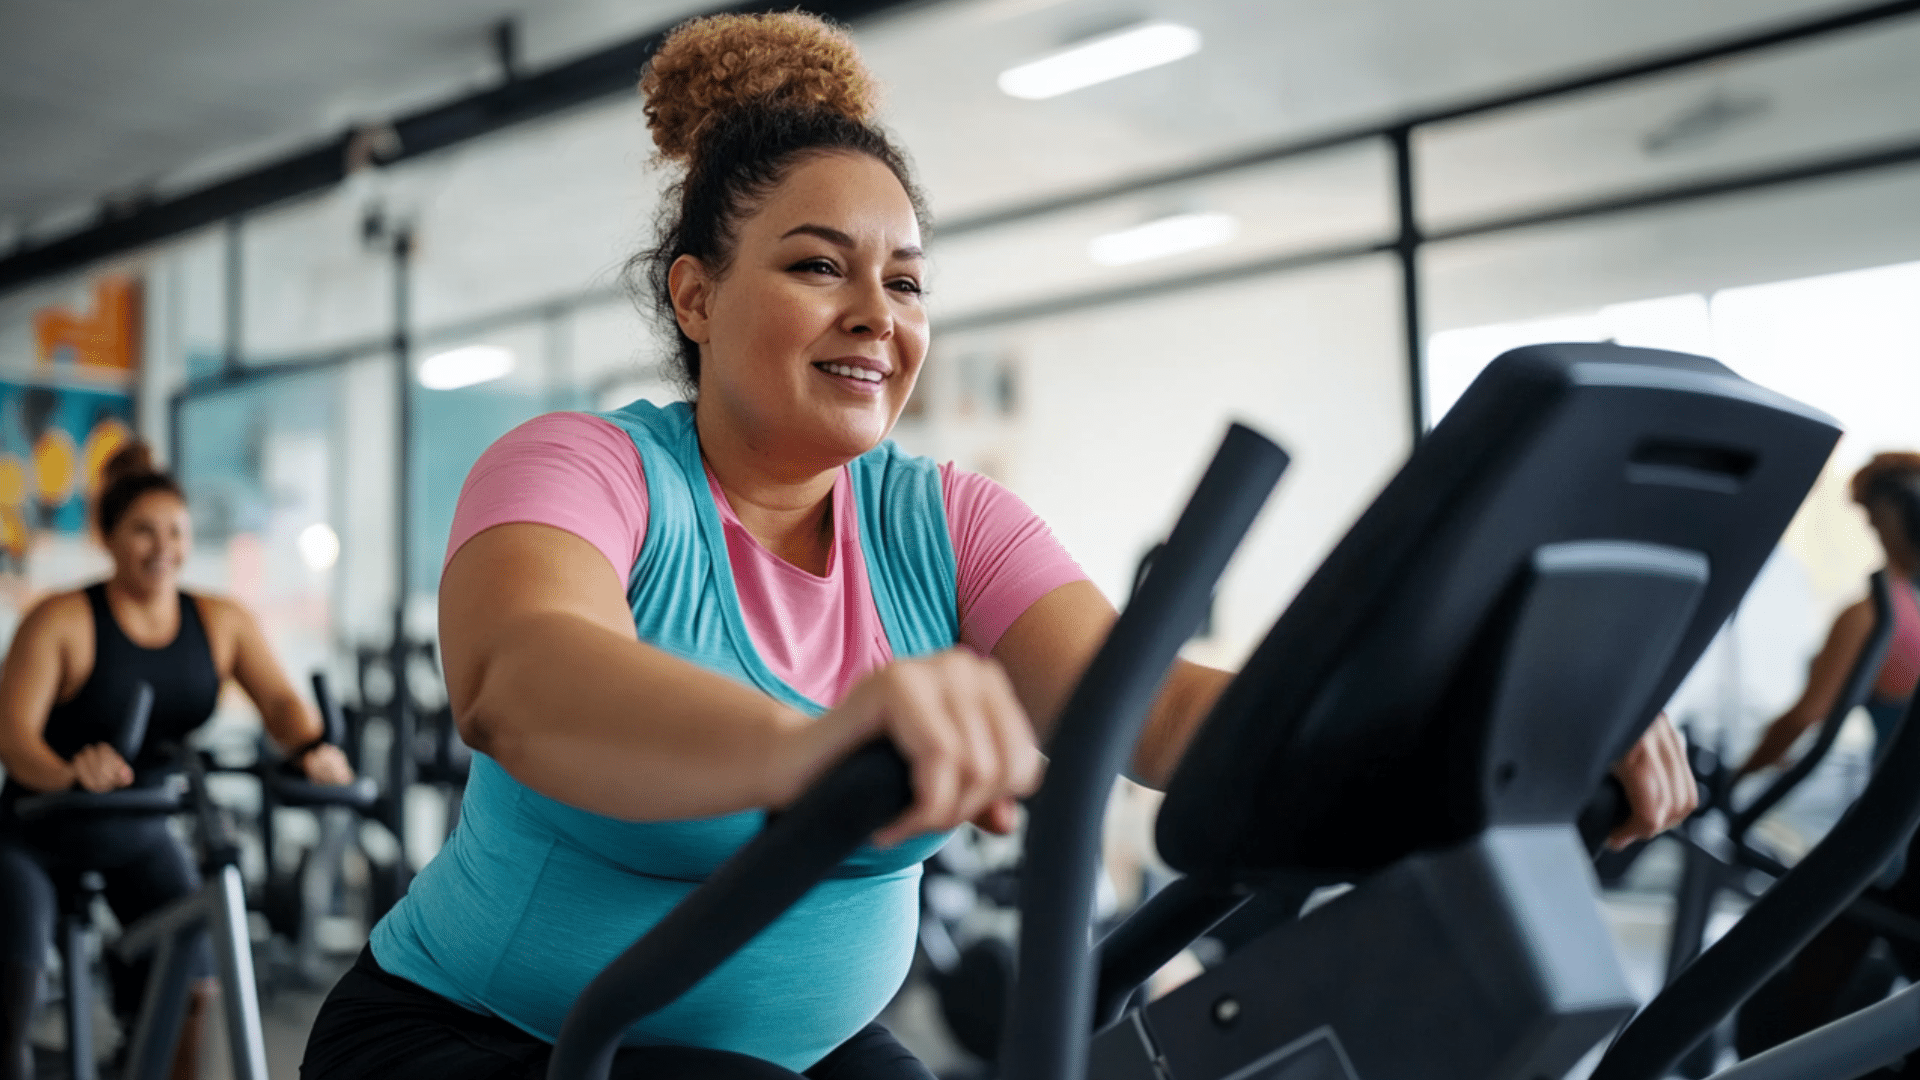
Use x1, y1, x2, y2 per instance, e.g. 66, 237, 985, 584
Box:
942, 463, 1089, 655
446, 413, 650, 588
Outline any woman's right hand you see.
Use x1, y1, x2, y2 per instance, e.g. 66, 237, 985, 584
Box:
796, 649, 1044, 848
70, 742, 134, 793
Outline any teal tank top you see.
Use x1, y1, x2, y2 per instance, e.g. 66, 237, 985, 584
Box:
371, 400, 960, 1071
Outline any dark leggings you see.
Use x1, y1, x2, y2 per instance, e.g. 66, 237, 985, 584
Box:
302, 947, 936, 1080
0, 815, 207, 1079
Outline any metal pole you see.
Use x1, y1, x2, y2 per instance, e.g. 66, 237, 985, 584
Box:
389, 227, 417, 896
1389, 127, 1427, 443
209, 866, 270, 1080
222, 216, 243, 374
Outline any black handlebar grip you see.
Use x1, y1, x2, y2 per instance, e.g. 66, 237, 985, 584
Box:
311, 671, 346, 748
115, 681, 154, 762
1578, 776, 1632, 856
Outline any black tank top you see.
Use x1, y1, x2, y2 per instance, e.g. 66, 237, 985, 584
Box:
12, 583, 221, 789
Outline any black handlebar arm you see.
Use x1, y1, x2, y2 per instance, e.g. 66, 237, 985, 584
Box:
1730, 570, 1895, 843
546, 741, 912, 1080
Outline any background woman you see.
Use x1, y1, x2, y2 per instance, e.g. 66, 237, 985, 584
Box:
1736, 452, 1920, 1069
301, 14, 1697, 1080
0, 443, 352, 1080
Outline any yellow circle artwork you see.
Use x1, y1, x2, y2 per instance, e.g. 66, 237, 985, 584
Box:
35, 428, 77, 506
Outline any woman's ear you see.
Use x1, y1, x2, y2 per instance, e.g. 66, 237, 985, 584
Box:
668, 255, 714, 345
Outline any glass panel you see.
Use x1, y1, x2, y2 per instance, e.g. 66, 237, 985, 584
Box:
910, 255, 1409, 666
1418, 18, 1920, 231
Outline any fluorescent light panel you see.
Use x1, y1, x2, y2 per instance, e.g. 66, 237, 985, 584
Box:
1089, 212, 1238, 266
999, 21, 1202, 100
420, 344, 514, 390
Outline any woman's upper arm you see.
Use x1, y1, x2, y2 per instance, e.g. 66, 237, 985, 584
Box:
218, 599, 306, 721
990, 580, 1116, 744
1793, 599, 1878, 722
439, 523, 639, 728
0, 597, 76, 754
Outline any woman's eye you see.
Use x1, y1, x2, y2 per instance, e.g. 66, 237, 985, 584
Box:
888, 278, 924, 295
791, 258, 838, 276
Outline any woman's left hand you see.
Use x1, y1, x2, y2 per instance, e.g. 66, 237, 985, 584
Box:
1608, 713, 1697, 850
301, 743, 356, 786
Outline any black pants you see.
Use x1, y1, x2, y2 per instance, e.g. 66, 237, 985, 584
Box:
0, 815, 207, 1077
302, 947, 936, 1080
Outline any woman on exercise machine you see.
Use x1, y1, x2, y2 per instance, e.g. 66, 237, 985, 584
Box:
300, 14, 1698, 1079
1735, 452, 1920, 1067
1738, 452, 1920, 778
0, 443, 354, 1080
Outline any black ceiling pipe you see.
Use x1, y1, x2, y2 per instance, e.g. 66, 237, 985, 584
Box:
0, 0, 918, 294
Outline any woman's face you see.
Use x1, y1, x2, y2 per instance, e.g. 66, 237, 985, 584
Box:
675, 151, 928, 468
107, 490, 190, 591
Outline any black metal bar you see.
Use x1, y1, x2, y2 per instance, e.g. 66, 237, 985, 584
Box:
1091, 876, 1249, 1029
1428, 137, 1920, 244
1389, 128, 1426, 442
999, 424, 1289, 1080
934, 0, 1920, 239
937, 238, 1395, 335
0, 0, 926, 294
937, 137, 1920, 336
388, 228, 417, 900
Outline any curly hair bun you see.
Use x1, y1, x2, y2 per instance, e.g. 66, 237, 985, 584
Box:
640, 12, 879, 163
102, 441, 157, 488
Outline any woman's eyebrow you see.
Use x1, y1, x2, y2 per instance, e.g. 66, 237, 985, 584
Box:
780, 223, 923, 261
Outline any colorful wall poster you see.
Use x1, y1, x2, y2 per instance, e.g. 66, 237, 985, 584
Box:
0, 381, 134, 570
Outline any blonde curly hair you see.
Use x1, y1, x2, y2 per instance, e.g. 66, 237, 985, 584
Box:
640, 12, 879, 164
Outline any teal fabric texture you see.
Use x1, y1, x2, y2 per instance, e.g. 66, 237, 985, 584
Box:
372, 400, 960, 1070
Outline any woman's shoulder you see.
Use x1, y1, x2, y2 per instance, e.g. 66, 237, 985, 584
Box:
11, 588, 96, 651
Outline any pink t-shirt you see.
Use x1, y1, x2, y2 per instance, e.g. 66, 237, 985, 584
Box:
446, 412, 1088, 706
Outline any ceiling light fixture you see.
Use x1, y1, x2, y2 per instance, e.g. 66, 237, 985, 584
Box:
419, 344, 514, 390
1089, 211, 1238, 266
999, 21, 1202, 100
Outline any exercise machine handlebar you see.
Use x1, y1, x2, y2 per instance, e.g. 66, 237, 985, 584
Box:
546, 739, 913, 1080
999, 422, 1288, 1080
1591, 686, 1920, 1080
14, 682, 163, 820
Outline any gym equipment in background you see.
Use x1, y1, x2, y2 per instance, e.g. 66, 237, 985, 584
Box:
15, 683, 270, 1080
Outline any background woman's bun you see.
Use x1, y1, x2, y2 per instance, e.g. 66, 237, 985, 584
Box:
101, 441, 157, 489
640, 12, 879, 163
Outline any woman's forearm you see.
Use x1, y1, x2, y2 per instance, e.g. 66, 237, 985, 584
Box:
0, 735, 76, 792
1131, 661, 1234, 789
460, 609, 815, 821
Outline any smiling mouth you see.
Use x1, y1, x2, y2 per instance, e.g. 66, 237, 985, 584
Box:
813, 361, 887, 384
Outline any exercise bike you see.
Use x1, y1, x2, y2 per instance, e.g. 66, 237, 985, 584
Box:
15, 682, 269, 1080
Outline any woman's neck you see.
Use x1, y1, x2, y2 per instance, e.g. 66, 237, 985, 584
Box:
696, 413, 841, 575
105, 574, 176, 609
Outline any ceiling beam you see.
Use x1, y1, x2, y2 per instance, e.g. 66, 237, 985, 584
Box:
0, 0, 917, 294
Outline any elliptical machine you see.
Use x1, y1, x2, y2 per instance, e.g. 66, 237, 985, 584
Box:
540, 343, 1909, 1080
